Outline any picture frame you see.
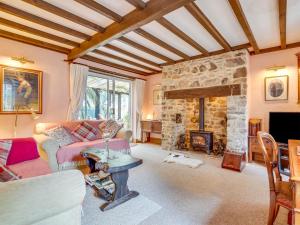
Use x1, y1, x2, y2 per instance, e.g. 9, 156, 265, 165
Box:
153, 85, 162, 105
265, 75, 288, 101
0, 65, 43, 114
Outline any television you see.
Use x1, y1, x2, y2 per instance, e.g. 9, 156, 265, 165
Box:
269, 112, 300, 144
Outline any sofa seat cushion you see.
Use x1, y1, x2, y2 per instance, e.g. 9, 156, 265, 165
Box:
57, 138, 130, 164
8, 158, 51, 178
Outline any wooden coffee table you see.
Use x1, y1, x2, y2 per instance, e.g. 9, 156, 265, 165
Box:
81, 148, 143, 211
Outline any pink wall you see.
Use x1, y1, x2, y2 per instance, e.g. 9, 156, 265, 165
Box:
0, 38, 146, 138
143, 47, 300, 133
142, 73, 162, 119
249, 47, 300, 131
0, 37, 70, 138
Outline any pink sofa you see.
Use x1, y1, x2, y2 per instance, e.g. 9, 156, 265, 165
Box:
33, 120, 132, 171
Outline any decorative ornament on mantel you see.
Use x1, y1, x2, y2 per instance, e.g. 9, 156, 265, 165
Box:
11, 56, 35, 64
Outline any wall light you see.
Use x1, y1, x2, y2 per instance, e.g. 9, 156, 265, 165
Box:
266, 66, 288, 76
11, 56, 34, 64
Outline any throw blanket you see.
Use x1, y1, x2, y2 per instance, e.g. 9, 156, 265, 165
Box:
57, 138, 130, 164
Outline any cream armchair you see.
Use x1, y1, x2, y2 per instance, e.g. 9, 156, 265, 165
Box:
0, 170, 86, 225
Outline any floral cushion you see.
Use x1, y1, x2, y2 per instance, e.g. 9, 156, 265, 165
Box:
0, 140, 12, 165
44, 126, 75, 147
71, 121, 98, 142
99, 119, 123, 138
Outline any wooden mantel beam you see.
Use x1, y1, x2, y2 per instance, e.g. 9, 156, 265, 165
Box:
164, 84, 241, 99
228, 0, 260, 54
279, 0, 287, 49
68, 0, 195, 61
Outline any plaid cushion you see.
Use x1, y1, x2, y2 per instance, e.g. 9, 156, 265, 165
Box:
0, 140, 12, 165
72, 122, 99, 142
0, 164, 20, 182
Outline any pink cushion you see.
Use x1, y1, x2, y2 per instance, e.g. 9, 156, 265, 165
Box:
8, 158, 51, 178
57, 138, 130, 164
6, 138, 39, 166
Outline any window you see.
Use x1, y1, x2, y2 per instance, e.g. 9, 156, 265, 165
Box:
80, 73, 132, 129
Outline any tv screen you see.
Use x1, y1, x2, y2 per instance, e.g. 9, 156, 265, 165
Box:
269, 112, 300, 143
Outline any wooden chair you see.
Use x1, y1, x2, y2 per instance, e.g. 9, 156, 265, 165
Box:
257, 131, 293, 225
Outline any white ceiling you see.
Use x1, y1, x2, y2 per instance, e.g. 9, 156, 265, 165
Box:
1, 0, 300, 75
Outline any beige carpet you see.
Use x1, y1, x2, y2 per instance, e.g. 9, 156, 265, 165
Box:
83, 143, 288, 225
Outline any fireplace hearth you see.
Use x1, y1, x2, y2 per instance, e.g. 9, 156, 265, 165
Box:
190, 98, 213, 154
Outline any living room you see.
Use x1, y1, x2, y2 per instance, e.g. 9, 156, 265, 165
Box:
1, 0, 300, 225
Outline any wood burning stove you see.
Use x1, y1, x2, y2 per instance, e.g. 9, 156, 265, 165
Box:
190, 98, 213, 154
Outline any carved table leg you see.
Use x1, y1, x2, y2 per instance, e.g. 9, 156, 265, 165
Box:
100, 170, 139, 211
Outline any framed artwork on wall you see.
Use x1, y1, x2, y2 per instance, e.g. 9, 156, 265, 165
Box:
153, 85, 162, 105
0, 65, 43, 114
265, 75, 288, 101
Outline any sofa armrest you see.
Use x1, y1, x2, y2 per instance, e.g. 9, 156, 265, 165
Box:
33, 134, 60, 172
0, 170, 86, 225
116, 128, 132, 142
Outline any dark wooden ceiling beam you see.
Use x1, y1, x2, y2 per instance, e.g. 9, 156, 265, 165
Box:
156, 17, 209, 56
22, 0, 104, 32
279, 0, 287, 49
74, 0, 122, 23
228, 0, 259, 53
250, 42, 300, 55
184, 2, 231, 51
105, 44, 161, 68
126, 0, 147, 9
0, 29, 70, 54
118, 36, 174, 62
92, 49, 161, 73
0, 2, 90, 40
81, 55, 150, 75
67, 0, 195, 60
134, 28, 190, 59
0, 18, 79, 47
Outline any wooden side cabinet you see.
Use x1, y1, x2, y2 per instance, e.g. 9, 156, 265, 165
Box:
141, 120, 162, 144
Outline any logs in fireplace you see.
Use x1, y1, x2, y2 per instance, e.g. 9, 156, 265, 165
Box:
190, 98, 213, 154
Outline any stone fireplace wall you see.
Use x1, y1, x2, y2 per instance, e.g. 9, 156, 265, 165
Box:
161, 49, 249, 152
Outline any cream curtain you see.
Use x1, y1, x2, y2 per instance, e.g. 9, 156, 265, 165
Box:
133, 79, 145, 141
67, 64, 89, 120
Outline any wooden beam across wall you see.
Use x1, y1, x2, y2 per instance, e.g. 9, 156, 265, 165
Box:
134, 28, 190, 59
164, 84, 241, 99
279, 0, 287, 49
22, 0, 104, 32
0, 2, 90, 40
126, 0, 147, 9
250, 42, 300, 55
160, 43, 251, 66
92, 49, 161, 73
156, 17, 209, 56
74, 0, 123, 23
118, 36, 174, 62
185, 2, 231, 51
67, 0, 195, 61
105, 44, 162, 68
0, 18, 79, 47
81, 55, 151, 75
0, 29, 70, 54
228, 0, 260, 54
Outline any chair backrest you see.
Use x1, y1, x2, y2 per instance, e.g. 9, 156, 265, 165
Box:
257, 131, 281, 192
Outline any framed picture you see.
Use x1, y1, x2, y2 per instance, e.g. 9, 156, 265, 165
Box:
0, 65, 43, 114
265, 75, 288, 101
153, 86, 162, 105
